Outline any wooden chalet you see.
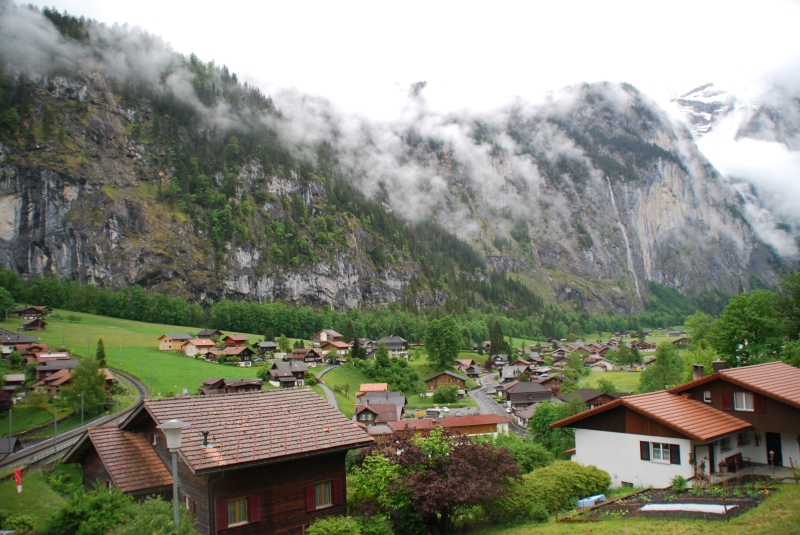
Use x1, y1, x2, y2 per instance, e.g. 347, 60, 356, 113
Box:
255, 341, 278, 355
376, 335, 409, 359
268, 361, 308, 388
11, 306, 52, 319
2, 373, 26, 395
181, 339, 216, 358
311, 329, 343, 346
222, 335, 249, 348
504, 382, 554, 409
387, 414, 509, 437
210, 346, 255, 366
196, 329, 224, 340
424, 371, 467, 393
319, 341, 350, 356
672, 337, 691, 346
159, 333, 194, 351
353, 403, 403, 427
32, 367, 114, 396
286, 348, 322, 364
65, 390, 372, 534
20, 318, 47, 332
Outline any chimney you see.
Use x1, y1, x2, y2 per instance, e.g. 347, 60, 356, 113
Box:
712, 360, 726, 373
692, 364, 705, 380
201, 431, 210, 447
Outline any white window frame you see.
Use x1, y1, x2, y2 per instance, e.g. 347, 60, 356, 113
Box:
651, 443, 671, 463
703, 391, 711, 403
734, 392, 754, 411
227, 497, 249, 527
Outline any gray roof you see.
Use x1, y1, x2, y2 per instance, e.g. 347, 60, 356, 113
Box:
506, 382, 550, 394
162, 333, 193, 340
35, 359, 79, 371
360, 391, 407, 408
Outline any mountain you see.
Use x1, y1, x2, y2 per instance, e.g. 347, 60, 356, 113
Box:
0, 5, 785, 316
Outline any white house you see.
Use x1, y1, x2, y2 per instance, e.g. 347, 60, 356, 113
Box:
552, 361, 800, 489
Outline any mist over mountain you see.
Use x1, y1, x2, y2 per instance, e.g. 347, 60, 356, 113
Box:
0, 3, 789, 317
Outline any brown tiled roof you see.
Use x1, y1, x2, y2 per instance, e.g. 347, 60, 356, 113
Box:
224, 334, 249, 342
551, 391, 751, 443
138, 389, 372, 473
424, 370, 468, 382
358, 383, 388, 394
82, 427, 173, 493
388, 414, 509, 431
670, 361, 800, 409
354, 403, 401, 423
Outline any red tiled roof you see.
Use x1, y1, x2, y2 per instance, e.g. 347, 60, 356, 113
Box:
139, 389, 372, 473
185, 339, 216, 347
358, 383, 388, 394
388, 414, 509, 432
551, 391, 751, 443
85, 427, 173, 493
670, 361, 800, 409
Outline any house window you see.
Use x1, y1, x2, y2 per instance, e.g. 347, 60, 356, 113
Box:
228, 497, 249, 527
737, 432, 751, 447
703, 391, 711, 403
652, 443, 671, 463
734, 392, 754, 411
719, 436, 733, 453
315, 480, 332, 508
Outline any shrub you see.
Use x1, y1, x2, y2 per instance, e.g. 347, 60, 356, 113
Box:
432, 385, 458, 403
671, 474, 688, 492
0, 510, 36, 531
307, 515, 364, 535
487, 461, 610, 525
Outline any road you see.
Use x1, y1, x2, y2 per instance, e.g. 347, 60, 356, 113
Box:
315, 365, 339, 412
0, 368, 148, 471
468, 373, 527, 437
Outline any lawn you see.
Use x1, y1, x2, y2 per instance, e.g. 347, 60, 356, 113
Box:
577, 370, 642, 393
0, 470, 67, 531
0, 404, 72, 438
476, 483, 800, 535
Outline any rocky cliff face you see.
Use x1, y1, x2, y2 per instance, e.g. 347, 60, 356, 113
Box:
0, 72, 783, 313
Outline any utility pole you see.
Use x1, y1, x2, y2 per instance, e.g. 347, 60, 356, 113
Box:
8, 407, 11, 437
119, 346, 122, 369
81, 391, 84, 426
87, 336, 90, 359
53, 404, 58, 454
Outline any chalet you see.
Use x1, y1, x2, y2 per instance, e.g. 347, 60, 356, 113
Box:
528, 366, 552, 378
196, 329, 224, 340
514, 404, 537, 428
11, 306, 52, 319
64, 390, 373, 534
550, 348, 569, 359
220, 379, 262, 393
353, 403, 403, 427
320, 341, 350, 356
182, 339, 216, 358
222, 335, 249, 348
456, 358, 475, 368
2, 373, 26, 395
672, 337, 691, 346
198, 378, 226, 395
485, 354, 509, 370
269, 361, 308, 388
159, 333, 193, 351
538, 374, 573, 394
286, 348, 322, 364
424, 371, 467, 393
20, 318, 47, 332
459, 364, 484, 379
376, 335, 409, 359
0, 333, 35, 355
632, 340, 657, 352
583, 355, 614, 372
359, 391, 407, 410
504, 382, 554, 409
34, 359, 78, 381
551, 355, 569, 368
357, 383, 388, 397
255, 341, 278, 355
32, 368, 114, 396
311, 329, 343, 347
551, 361, 800, 488
667, 329, 687, 337
218, 346, 256, 366
560, 388, 621, 409
387, 414, 509, 438
499, 365, 528, 383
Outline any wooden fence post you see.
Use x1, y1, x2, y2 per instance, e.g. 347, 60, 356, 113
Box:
722, 495, 729, 522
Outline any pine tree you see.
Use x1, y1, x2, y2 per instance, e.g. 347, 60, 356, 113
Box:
96, 338, 107, 368
343, 320, 356, 342
264, 328, 275, 342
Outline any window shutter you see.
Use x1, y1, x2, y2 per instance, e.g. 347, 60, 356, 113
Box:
721, 392, 733, 411
670, 444, 680, 465
306, 484, 316, 513
640, 441, 650, 461
333, 478, 344, 506
215, 501, 228, 531
188, 498, 196, 514
249, 495, 261, 522
753, 393, 766, 413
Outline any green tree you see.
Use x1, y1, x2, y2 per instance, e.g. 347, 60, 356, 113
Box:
350, 337, 366, 360
595, 377, 618, 394
277, 334, 292, 354
424, 316, 461, 370
490, 320, 507, 355
615, 343, 633, 366
776, 270, 800, 340
26, 388, 49, 410
63, 357, 107, 417
95, 338, 107, 368
679, 346, 720, 382
0, 287, 14, 318
343, 319, 357, 342
528, 396, 585, 457
264, 327, 275, 342
709, 290, 784, 367
432, 385, 458, 403
8, 349, 23, 368
374, 342, 390, 369
566, 351, 583, 374
639, 343, 683, 392
685, 310, 713, 348
490, 433, 555, 474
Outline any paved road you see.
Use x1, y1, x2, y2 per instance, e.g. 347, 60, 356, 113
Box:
0, 368, 148, 471
468, 377, 527, 437
315, 365, 340, 412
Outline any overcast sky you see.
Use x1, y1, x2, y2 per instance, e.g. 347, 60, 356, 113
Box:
41, 0, 800, 119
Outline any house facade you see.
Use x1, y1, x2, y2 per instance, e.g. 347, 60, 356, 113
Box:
65, 390, 373, 535
182, 339, 216, 357
424, 371, 467, 393
159, 333, 194, 351
311, 330, 343, 346
376, 336, 409, 359
552, 361, 800, 488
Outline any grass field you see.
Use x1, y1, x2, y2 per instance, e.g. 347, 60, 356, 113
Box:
476, 483, 800, 535
0, 470, 67, 531
577, 370, 643, 393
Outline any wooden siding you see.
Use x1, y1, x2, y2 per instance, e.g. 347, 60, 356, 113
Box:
82, 448, 111, 489
682, 379, 800, 434
624, 409, 687, 439
570, 405, 627, 433
425, 376, 466, 391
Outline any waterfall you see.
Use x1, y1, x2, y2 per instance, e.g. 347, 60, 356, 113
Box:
607, 176, 642, 304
